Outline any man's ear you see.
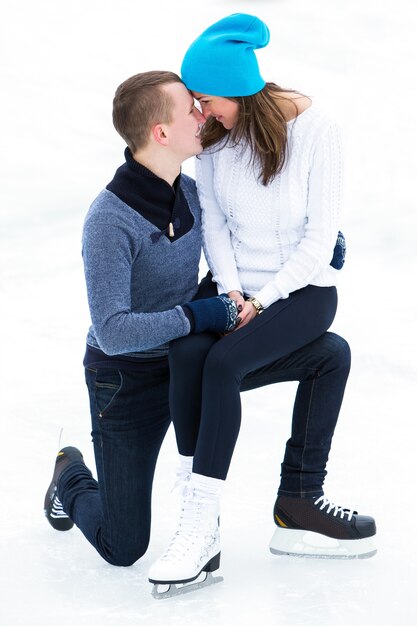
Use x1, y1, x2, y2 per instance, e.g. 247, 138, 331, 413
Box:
152, 123, 168, 146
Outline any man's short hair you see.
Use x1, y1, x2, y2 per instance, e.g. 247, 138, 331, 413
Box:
113, 71, 183, 153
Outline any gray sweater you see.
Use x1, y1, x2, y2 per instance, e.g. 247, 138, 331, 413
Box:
82, 174, 201, 359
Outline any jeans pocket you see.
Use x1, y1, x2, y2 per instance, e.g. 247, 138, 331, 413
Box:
94, 369, 123, 417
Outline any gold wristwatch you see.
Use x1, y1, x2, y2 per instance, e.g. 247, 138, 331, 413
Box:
247, 297, 264, 315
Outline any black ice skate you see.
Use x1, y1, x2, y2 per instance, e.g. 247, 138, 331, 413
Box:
44, 446, 84, 531
269, 495, 377, 559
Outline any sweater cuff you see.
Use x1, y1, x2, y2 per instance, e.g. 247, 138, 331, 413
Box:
254, 282, 285, 308
181, 305, 195, 332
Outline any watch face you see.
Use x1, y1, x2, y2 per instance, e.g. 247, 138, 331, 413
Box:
249, 298, 263, 313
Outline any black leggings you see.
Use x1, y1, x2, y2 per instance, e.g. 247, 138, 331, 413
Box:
169, 283, 338, 481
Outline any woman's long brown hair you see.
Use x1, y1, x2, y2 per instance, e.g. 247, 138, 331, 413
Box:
200, 83, 303, 186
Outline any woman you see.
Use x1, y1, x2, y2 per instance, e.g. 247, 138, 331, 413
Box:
149, 14, 376, 589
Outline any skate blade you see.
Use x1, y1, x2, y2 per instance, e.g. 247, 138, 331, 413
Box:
151, 571, 224, 600
270, 546, 377, 560
269, 527, 377, 559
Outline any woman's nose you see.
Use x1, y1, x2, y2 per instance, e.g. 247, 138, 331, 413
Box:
196, 108, 206, 123
201, 103, 212, 117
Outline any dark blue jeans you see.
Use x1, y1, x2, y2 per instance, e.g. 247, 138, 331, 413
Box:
58, 297, 349, 566
58, 364, 170, 566
170, 285, 350, 496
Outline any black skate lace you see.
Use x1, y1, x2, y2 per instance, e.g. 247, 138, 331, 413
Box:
314, 495, 354, 521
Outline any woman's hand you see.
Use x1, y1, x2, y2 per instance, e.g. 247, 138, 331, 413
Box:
233, 300, 257, 330
228, 290, 245, 312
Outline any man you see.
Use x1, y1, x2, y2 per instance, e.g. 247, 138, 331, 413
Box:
44, 71, 365, 583
44, 71, 239, 567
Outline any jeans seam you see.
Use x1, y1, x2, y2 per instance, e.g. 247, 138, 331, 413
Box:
299, 375, 316, 497
96, 371, 124, 554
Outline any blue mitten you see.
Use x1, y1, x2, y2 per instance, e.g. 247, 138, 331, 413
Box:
330, 231, 346, 270
183, 294, 238, 333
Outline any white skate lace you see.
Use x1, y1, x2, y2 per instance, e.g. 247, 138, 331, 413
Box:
171, 469, 191, 496
50, 493, 68, 519
314, 495, 354, 521
160, 488, 217, 563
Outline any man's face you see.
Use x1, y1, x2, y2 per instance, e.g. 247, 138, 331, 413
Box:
163, 82, 206, 160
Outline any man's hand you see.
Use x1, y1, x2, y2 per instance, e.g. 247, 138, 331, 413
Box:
183, 294, 239, 333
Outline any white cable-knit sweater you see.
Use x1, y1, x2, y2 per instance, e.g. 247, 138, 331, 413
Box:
195, 106, 342, 308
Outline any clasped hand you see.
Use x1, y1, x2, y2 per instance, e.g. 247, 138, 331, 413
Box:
227, 291, 258, 331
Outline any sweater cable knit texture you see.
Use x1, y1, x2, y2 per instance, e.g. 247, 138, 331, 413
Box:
196, 106, 343, 308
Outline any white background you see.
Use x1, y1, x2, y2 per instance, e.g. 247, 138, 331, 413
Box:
1, 1, 416, 624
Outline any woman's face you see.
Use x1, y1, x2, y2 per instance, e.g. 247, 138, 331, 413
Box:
192, 92, 239, 130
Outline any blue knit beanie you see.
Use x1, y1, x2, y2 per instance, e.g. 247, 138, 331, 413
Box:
181, 13, 270, 97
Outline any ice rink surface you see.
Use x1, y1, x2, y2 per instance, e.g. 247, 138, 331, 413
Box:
1, 1, 416, 624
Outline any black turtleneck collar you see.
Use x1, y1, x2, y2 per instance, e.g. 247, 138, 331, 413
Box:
106, 148, 194, 242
